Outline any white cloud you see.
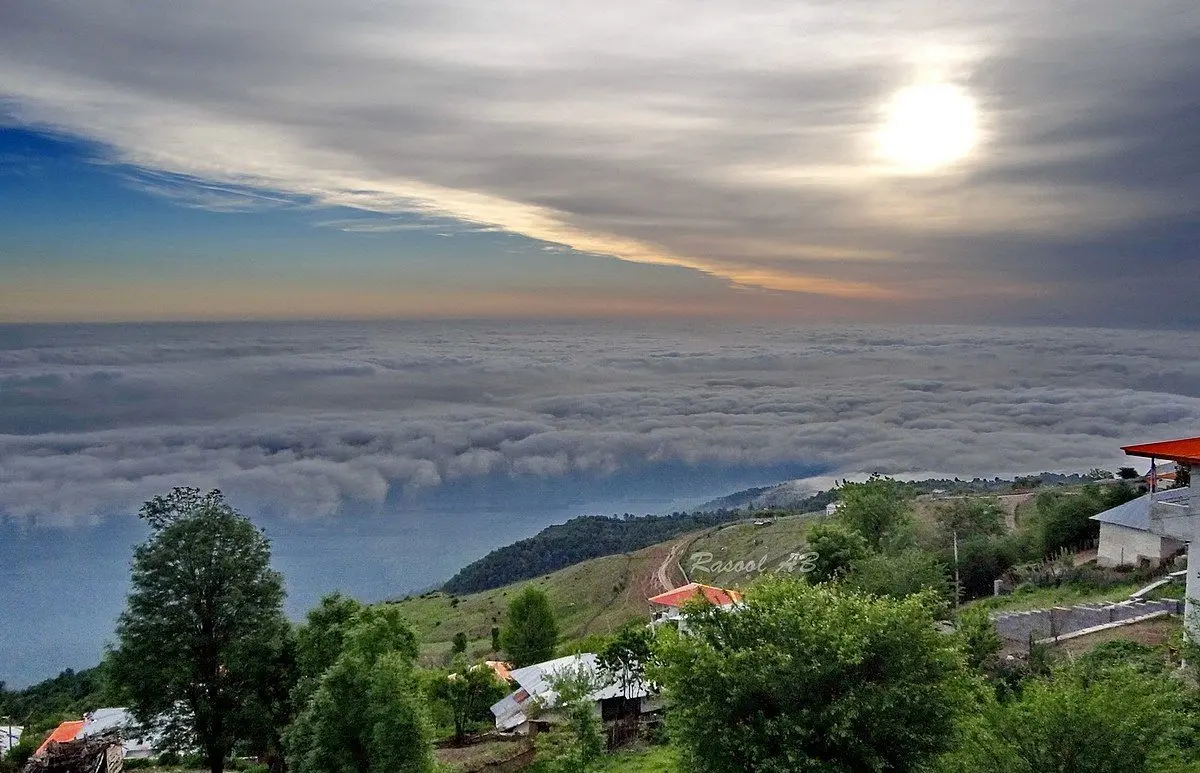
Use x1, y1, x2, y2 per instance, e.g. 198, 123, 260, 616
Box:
2, 323, 1199, 524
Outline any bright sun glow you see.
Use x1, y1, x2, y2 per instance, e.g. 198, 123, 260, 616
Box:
876, 82, 979, 173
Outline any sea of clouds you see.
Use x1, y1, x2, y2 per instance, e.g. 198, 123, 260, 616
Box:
3, 320, 1198, 526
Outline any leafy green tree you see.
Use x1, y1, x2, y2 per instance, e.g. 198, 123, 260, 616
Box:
294, 593, 366, 706
802, 521, 869, 583
451, 632, 469, 656
537, 664, 605, 773
935, 497, 1004, 539
490, 626, 501, 653
945, 664, 1198, 773
427, 658, 507, 745
954, 607, 1001, 673
110, 488, 288, 773
1173, 464, 1192, 489
598, 625, 656, 700
1118, 466, 1140, 480
285, 606, 432, 773
501, 587, 559, 667
653, 578, 975, 773
848, 549, 952, 612
835, 475, 913, 550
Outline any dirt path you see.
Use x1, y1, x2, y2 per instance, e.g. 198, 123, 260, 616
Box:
655, 539, 687, 592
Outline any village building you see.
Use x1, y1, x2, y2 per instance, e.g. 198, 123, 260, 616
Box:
34, 708, 158, 760
647, 582, 743, 630
1092, 488, 1187, 568
490, 653, 661, 735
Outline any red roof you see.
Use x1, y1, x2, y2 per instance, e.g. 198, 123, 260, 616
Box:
1122, 437, 1200, 465
34, 720, 85, 757
647, 582, 743, 608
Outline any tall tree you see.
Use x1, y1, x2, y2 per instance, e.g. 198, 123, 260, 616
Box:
294, 593, 366, 706
501, 587, 559, 667
654, 578, 974, 773
285, 606, 432, 773
835, 475, 913, 550
802, 521, 869, 583
110, 488, 288, 773
427, 657, 507, 745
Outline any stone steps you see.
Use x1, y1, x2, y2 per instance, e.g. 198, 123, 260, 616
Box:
991, 598, 1182, 644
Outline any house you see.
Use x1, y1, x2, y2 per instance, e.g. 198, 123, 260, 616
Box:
1092, 489, 1187, 567
34, 709, 158, 760
490, 653, 660, 735
1120, 436, 1200, 639
648, 582, 743, 629
1, 726, 22, 755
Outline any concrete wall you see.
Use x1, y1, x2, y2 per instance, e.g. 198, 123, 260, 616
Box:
1096, 522, 1183, 567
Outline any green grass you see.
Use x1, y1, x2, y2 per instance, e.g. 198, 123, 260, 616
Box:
593, 745, 680, 772
681, 512, 821, 587
965, 580, 1147, 614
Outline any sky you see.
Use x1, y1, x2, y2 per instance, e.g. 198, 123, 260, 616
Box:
2, 0, 1198, 324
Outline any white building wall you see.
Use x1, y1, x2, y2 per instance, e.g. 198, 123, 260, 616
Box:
1097, 522, 1184, 567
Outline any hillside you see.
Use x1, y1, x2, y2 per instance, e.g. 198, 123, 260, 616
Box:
393, 510, 828, 666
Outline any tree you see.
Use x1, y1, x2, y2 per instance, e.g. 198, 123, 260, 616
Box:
501, 587, 559, 667
294, 593, 366, 705
934, 497, 1004, 540
835, 475, 913, 550
944, 663, 1199, 773
598, 625, 656, 700
490, 626, 501, 653
451, 632, 469, 656
802, 521, 869, 583
110, 488, 288, 773
954, 607, 1001, 673
285, 606, 432, 773
427, 658, 507, 745
848, 549, 953, 613
1118, 466, 1140, 480
536, 664, 605, 773
1173, 464, 1192, 489
654, 578, 975, 773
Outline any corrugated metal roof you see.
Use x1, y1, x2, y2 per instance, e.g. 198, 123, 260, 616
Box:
1090, 489, 1189, 531
490, 652, 652, 730
0, 726, 22, 754
1123, 437, 1200, 464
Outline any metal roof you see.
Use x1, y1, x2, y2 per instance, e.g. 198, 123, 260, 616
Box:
1090, 489, 1189, 531
1123, 437, 1200, 465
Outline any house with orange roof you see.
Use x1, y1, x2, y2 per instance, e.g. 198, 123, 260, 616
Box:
647, 582, 743, 630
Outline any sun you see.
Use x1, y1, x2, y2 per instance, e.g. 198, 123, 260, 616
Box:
876, 82, 979, 173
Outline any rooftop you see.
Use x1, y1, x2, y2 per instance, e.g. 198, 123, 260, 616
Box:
1091, 488, 1189, 531
647, 582, 742, 608
1123, 437, 1200, 465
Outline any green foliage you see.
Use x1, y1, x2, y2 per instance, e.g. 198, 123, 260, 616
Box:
0, 665, 115, 733
1027, 484, 1139, 557
597, 625, 656, 700
802, 521, 868, 583
501, 587, 559, 668
109, 488, 289, 773
954, 607, 1002, 673
848, 549, 952, 612
443, 509, 789, 594
294, 593, 366, 707
451, 632, 468, 656
947, 534, 1024, 599
935, 497, 1005, 539
538, 665, 605, 773
490, 626, 501, 652
835, 475, 913, 550
1118, 466, 1140, 480
945, 663, 1200, 773
653, 577, 975, 773
285, 606, 432, 773
426, 658, 507, 744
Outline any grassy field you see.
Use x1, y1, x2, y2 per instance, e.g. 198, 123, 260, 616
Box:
964, 580, 1149, 614
680, 512, 821, 587
593, 744, 679, 772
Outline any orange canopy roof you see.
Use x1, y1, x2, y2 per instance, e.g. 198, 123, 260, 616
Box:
34, 720, 85, 757
648, 582, 742, 608
1122, 437, 1200, 465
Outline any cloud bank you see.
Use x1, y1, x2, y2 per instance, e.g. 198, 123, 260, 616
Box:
3, 322, 1199, 525
2, 0, 1198, 321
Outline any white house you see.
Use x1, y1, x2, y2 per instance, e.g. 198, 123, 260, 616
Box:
490, 654, 660, 735
1092, 489, 1187, 568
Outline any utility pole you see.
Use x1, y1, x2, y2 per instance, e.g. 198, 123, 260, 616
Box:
952, 530, 961, 610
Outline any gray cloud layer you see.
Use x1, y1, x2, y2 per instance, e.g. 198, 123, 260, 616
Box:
2, 1, 1199, 320
3, 322, 1199, 524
